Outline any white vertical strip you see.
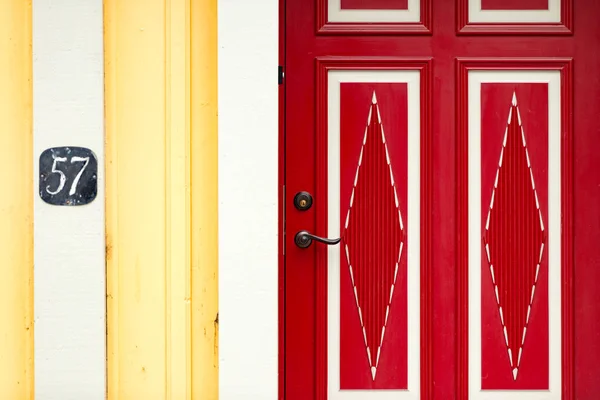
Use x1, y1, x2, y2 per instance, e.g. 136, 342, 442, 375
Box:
328, 0, 420, 22
468, 0, 561, 23
33, 1, 105, 399
218, 0, 279, 398
327, 70, 420, 399
467, 70, 561, 400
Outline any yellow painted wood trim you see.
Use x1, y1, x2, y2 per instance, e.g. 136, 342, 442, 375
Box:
0, 1, 34, 398
190, 0, 219, 397
103, 2, 122, 397
105, 0, 217, 398
104, 0, 177, 397
165, 0, 192, 398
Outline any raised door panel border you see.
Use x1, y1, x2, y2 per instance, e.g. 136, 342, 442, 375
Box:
314, 57, 433, 399
456, 58, 573, 400
316, 0, 432, 35
457, 0, 573, 35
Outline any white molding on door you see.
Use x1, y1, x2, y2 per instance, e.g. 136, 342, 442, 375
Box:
32, 0, 106, 398
327, 70, 421, 399
467, 70, 562, 400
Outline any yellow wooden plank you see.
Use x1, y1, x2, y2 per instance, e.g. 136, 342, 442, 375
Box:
105, 0, 168, 397
0, 1, 34, 398
105, 0, 219, 398
190, 0, 219, 398
165, 0, 192, 398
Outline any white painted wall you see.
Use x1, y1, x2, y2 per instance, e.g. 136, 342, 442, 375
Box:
33, 1, 106, 399
218, 0, 279, 398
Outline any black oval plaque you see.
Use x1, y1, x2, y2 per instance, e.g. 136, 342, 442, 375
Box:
39, 146, 98, 206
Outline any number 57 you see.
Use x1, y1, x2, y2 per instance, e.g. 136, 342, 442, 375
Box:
46, 155, 90, 196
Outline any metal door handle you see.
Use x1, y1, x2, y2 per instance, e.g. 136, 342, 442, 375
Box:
294, 230, 341, 249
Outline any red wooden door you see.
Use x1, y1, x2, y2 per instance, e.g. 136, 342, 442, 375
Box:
282, 1, 600, 398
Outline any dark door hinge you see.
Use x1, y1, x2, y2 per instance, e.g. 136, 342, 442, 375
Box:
278, 66, 284, 85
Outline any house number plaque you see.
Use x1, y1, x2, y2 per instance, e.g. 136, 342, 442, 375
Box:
39, 146, 98, 206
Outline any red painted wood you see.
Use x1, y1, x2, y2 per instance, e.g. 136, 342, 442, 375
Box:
339, 84, 408, 389
341, 0, 408, 9
278, 0, 285, 397
456, 59, 573, 399
481, 0, 548, 10
457, 0, 572, 34
284, 0, 600, 398
316, 0, 431, 34
481, 84, 549, 389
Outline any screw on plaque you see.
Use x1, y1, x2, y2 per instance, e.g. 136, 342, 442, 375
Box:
293, 191, 313, 211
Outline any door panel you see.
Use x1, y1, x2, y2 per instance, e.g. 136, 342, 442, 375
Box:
456, 60, 573, 398
457, 0, 572, 34
337, 80, 411, 391
316, 0, 431, 34
284, 0, 600, 398
313, 60, 432, 398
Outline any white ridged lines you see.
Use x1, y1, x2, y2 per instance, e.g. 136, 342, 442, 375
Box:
343, 91, 404, 381
483, 92, 545, 381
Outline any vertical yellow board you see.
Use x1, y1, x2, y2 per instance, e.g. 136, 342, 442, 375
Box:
0, 1, 34, 398
190, 0, 219, 398
105, 0, 218, 398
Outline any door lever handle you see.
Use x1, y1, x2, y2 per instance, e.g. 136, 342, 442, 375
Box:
294, 230, 341, 249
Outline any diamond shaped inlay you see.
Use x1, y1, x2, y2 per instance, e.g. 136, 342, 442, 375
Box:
483, 92, 545, 380
343, 91, 404, 380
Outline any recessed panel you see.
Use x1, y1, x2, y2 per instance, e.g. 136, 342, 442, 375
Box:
467, 69, 562, 400
339, 83, 408, 389
468, 0, 560, 22
480, 84, 549, 390
341, 0, 408, 10
328, 0, 419, 22
457, 0, 571, 34
481, 0, 548, 10
317, 0, 431, 34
